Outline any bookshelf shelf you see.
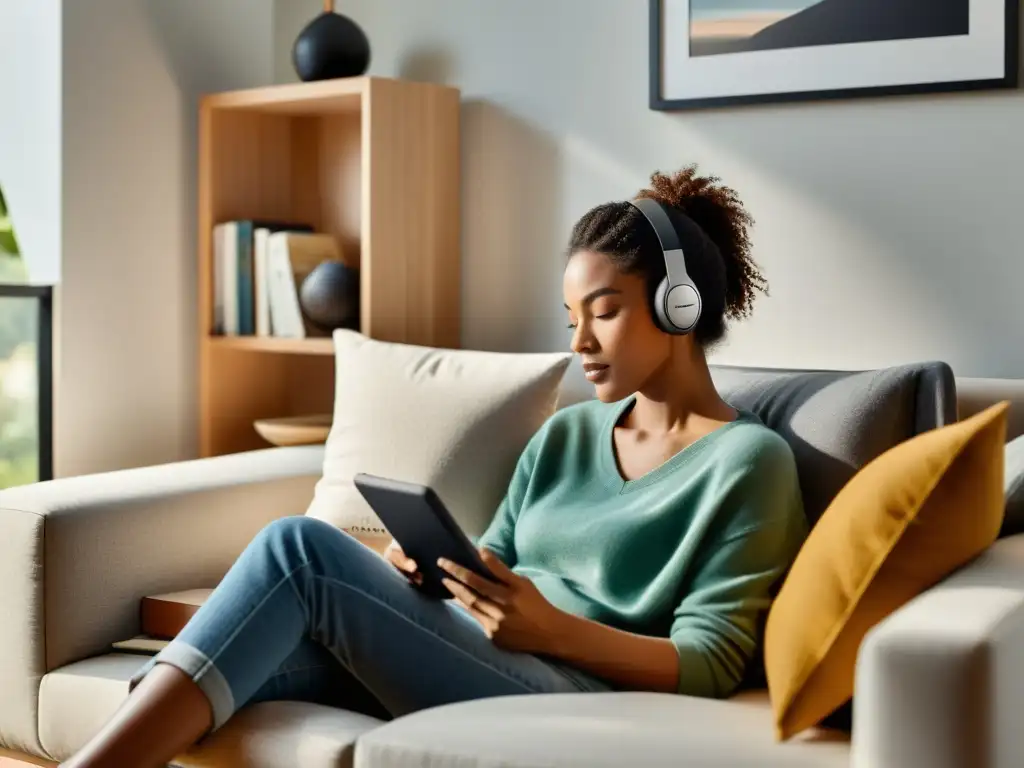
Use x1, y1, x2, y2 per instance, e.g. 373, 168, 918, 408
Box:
198, 77, 461, 456
201, 78, 367, 114
206, 335, 336, 356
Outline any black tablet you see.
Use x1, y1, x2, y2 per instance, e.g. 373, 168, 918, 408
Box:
353, 472, 499, 599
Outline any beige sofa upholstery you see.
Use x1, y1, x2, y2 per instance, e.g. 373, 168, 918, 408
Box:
853, 532, 1024, 768
354, 690, 851, 767
0, 445, 325, 758
2, 375, 1024, 767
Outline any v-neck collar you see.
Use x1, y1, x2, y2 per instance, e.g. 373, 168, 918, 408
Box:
600, 395, 749, 494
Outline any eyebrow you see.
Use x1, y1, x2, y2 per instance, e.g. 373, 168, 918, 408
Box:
564, 286, 622, 310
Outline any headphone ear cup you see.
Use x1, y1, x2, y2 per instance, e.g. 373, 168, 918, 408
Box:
665, 281, 701, 334
653, 277, 702, 335
652, 277, 676, 335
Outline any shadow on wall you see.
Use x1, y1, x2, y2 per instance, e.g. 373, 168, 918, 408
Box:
459, 99, 568, 356
396, 52, 592, 403
141, 0, 274, 94
655, 95, 1024, 378
397, 45, 457, 85
137, 0, 275, 458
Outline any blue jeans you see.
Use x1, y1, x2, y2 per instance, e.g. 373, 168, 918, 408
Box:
129, 516, 610, 730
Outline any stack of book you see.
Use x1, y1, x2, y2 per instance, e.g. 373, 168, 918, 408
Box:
212, 220, 345, 339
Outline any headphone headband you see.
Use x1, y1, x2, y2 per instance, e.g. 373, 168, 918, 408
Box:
629, 198, 693, 288
629, 197, 682, 252
627, 197, 701, 335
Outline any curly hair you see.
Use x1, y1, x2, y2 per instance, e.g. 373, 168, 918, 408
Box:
567, 166, 767, 347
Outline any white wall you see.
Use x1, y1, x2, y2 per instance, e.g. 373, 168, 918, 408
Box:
276, 0, 1024, 401
0, 0, 62, 283
56, 0, 275, 477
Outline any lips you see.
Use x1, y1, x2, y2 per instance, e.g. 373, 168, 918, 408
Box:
582, 362, 610, 383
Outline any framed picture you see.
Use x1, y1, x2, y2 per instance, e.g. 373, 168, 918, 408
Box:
650, 0, 1020, 110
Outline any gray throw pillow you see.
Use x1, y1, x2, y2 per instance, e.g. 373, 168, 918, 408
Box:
709, 362, 955, 528
1002, 434, 1024, 537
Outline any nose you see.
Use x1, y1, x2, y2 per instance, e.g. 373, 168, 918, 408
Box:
570, 320, 596, 355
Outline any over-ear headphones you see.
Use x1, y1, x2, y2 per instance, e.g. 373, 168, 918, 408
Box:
628, 198, 702, 336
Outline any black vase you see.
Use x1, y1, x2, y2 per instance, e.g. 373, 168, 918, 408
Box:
292, 11, 371, 82
299, 261, 360, 333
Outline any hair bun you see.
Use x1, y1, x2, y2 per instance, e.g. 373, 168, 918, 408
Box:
636, 166, 766, 322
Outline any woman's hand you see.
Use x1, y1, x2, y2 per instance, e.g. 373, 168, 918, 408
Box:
384, 539, 423, 587
438, 549, 566, 655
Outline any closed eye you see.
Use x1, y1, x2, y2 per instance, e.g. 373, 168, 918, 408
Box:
567, 309, 619, 329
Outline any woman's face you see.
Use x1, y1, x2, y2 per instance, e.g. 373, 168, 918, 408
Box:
563, 249, 672, 403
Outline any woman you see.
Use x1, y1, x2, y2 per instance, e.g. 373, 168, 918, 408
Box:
62, 167, 808, 768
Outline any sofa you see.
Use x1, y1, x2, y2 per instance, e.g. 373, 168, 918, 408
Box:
2, 360, 1024, 768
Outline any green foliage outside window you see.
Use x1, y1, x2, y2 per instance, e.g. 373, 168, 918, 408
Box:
0, 183, 38, 488
0, 185, 19, 257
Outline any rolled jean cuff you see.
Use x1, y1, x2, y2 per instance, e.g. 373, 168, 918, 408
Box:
128, 640, 237, 730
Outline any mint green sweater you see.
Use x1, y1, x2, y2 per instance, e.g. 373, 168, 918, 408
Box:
477, 396, 808, 698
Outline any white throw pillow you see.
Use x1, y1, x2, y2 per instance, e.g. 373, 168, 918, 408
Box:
305, 329, 572, 537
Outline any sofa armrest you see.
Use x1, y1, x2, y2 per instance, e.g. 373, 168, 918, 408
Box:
853, 534, 1024, 768
0, 445, 323, 755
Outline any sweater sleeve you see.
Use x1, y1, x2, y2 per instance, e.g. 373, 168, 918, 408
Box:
669, 435, 808, 699
475, 434, 540, 568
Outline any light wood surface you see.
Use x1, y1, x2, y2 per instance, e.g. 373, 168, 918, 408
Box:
362, 78, 462, 346
208, 336, 334, 355
197, 77, 461, 457
253, 414, 332, 446
201, 79, 365, 114
0, 749, 56, 767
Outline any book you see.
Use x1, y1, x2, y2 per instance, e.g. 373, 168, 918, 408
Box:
212, 222, 238, 335
213, 220, 312, 336
236, 221, 257, 336
266, 232, 342, 338
111, 636, 171, 656
254, 228, 272, 336
140, 588, 214, 639
111, 589, 213, 655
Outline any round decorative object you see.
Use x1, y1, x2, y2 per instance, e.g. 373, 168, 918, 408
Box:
299, 260, 360, 333
254, 414, 332, 447
292, 1, 371, 82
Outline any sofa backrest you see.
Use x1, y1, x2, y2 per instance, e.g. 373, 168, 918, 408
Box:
708, 361, 957, 527
956, 376, 1024, 442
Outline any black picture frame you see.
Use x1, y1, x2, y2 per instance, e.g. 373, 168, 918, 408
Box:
649, 0, 1020, 111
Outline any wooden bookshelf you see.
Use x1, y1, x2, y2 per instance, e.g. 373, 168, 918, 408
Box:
208, 336, 336, 356
198, 77, 461, 457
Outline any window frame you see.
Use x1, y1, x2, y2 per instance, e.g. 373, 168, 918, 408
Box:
0, 283, 54, 482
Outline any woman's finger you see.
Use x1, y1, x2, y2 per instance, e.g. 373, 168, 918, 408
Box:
441, 577, 505, 622
437, 559, 511, 604
446, 590, 501, 636
478, 548, 515, 581
457, 600, 499, 636
386, 548, 418, 573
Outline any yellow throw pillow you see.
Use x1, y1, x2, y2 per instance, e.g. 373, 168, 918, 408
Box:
765, 400, 1009, 741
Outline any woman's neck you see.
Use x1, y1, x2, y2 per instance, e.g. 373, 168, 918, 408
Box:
624, 341, 737, 435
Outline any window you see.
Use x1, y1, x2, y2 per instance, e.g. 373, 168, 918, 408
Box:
0, 187, 53, 487
0, 284, 53, 487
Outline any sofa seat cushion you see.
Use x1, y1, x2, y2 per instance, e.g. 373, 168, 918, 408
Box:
354, 690, 850, 768
173, 700, 384, 768
38, 653, 384, 768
